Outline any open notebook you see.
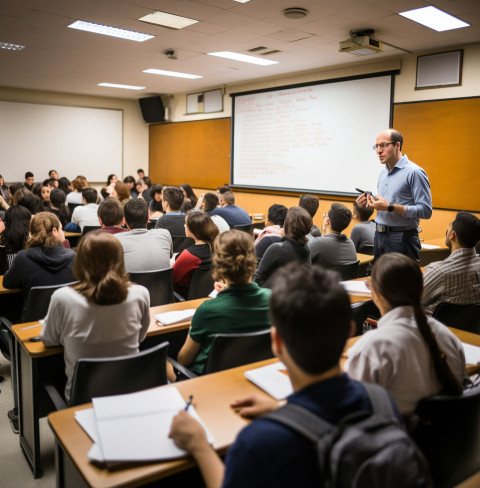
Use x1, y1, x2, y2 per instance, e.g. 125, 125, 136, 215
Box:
244, 362, 293, 400
75, 386, 213, 464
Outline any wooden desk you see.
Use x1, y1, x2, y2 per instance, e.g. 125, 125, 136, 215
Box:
64, 231, 82, 237
48, 326, 480, 488
0, 274, 21, 294
420, 238, 450, 267
356, 253, 374, 266
11, 298, 208, 478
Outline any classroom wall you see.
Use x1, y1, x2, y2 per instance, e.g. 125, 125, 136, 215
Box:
0, 87, 149, 182
170, 42, 480, 122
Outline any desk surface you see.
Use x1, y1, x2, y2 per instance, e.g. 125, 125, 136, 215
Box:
0, 275, 21, 294
64, 231, 82, 237
48, 326, 479, 488
356, 253, 374, 266
421, 238, 449, 249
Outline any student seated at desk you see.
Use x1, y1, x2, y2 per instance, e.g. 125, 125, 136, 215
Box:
41, 231, 150, 402
0, 205, 31, 273
345, 253, 467, 422
3, 212, 75, 320
173, 229, 271, 378
173, 210, 218, 297
254, 206, 311, 287
170, 264, 421, 488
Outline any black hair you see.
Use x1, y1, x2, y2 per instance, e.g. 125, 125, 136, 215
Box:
270, 263, 352, 375
353, 201, 374, 222
328, 203, 352, 233
163, 187, 184, 211
81, 187, 98, 204
267, 204, 288, 227
49, 189, 69, 225
203, 192, 219, 211
124, 198, 149, 229
299, 194, 319, 218
3, 205, 31, 253
180, 184, 198, 205
389, 129, 403, 151
451, 211, 480, 248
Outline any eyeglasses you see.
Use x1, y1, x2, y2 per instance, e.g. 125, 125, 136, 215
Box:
372, 142, 396, 151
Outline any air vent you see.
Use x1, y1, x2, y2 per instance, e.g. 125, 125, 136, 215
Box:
248, 46, 267, 52
261, 50, 281, 56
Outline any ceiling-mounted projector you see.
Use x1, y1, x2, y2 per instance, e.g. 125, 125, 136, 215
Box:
339, 36, 382, 55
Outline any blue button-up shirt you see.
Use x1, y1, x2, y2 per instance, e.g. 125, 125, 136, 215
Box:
376, 154, 432, 227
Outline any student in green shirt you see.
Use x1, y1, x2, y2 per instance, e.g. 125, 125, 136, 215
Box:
176, 229, 271, 376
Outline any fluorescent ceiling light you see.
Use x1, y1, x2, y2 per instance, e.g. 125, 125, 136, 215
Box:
143, 69, 202, 79
207, 51, 278, 66
0, 42, 25, 51
233, 1, 252, 3
98, 83, 145, 90
68, 20, 154, 42
399, 6, 470, 32
138, 11, 198, 30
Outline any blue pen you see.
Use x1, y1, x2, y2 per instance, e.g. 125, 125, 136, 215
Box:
184, 395, 193, 411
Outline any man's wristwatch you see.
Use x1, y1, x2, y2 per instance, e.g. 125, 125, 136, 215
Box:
387, 203, 394, 212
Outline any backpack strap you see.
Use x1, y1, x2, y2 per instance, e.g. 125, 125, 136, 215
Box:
361, 382, 398, 421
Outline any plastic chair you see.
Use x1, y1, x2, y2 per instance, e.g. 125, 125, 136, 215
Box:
67, 202, 82, 215
358, 244, 374, 256
44, 342, 170, 408
169, 329, 273, 378
233, 224, 254, 238
81, 225, 101, 235
351, 299, 380, 336
24, 282, 79, 322
129, 268, 174, 306
326, 260, 359, 280
186, 267, 215, 300
172, 236, 195, 254
412, 383, 480, 487
433, 302, 480, 334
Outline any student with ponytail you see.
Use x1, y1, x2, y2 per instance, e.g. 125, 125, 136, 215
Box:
345, 252, 467, 420
175, 229, 271, 377
41, 231, 150, 402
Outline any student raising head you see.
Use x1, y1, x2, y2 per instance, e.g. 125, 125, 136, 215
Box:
41, 231, 150, 402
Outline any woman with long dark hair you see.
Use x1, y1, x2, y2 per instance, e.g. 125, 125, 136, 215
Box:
345, 252, 466, 420
173, 211, 219, 296
41, 231, 150, 402
47, 188, 70, 226
180, 183, 198, 206
1, 205, 31, 272
254, 206, 311, 287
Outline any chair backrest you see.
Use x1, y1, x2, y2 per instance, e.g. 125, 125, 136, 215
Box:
24, 282, 78, 322
351, 299, 380, 336
412, 384, 480, 487
129, 268, 174, 306
327, 260, 359, 280
204, 329, 273, 374
186, 267, 215, 300
433, 302, 480, 334
233, 224, 254, 237
0, 245, 6, 274
82, 225, 101, 235
69, 341, 169, 406
358, 244, 374, 256
172, 236, 195, 254
67, 202, 82, 215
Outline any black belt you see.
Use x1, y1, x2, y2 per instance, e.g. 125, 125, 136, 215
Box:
376, 224, 417, 233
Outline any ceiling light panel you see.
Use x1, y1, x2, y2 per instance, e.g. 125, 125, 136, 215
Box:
68, 21, 154, 42
208, 51, 278, 65
138, 11, 198, 30
98, 83, 145, 90
143, 69, 202, 79
0, 42, 26, 51
399, 6, 470, 32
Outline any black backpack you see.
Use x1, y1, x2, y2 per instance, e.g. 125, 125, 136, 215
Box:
266, 382, 432, 488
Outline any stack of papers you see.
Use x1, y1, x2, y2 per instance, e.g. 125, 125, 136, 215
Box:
155, 309, 196, 325
75, 387, 213, 464
340, 280, 372, 297
244, 362, 293, 400
421, 243, 441, 249
462, 342, 480, 365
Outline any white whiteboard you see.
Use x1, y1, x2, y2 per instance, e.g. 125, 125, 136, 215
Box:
0, 101, 122, 182
231, 74, 393, 195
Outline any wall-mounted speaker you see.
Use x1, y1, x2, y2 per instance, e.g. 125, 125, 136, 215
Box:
139, 96, 165, 123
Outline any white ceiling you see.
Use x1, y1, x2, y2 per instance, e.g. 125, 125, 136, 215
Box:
1, 0, 479, 99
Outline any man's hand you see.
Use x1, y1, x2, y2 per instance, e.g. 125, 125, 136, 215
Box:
231, 394, 280, 419
169, 410, 209, 454
367, 194, 389, 211
214, 281, 226, 293
355, 193, 368, 208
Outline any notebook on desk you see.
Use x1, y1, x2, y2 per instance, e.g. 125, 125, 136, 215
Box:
75, 387, 213, 464
244, 362, 293, 400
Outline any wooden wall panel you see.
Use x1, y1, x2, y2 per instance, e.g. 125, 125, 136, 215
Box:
149, 118, 230, 188
393, 98, 480, 212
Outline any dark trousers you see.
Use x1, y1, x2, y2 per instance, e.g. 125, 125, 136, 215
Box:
373, 228, 421, 262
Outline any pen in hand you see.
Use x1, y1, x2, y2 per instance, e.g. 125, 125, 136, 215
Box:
184, 395, 193, 411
